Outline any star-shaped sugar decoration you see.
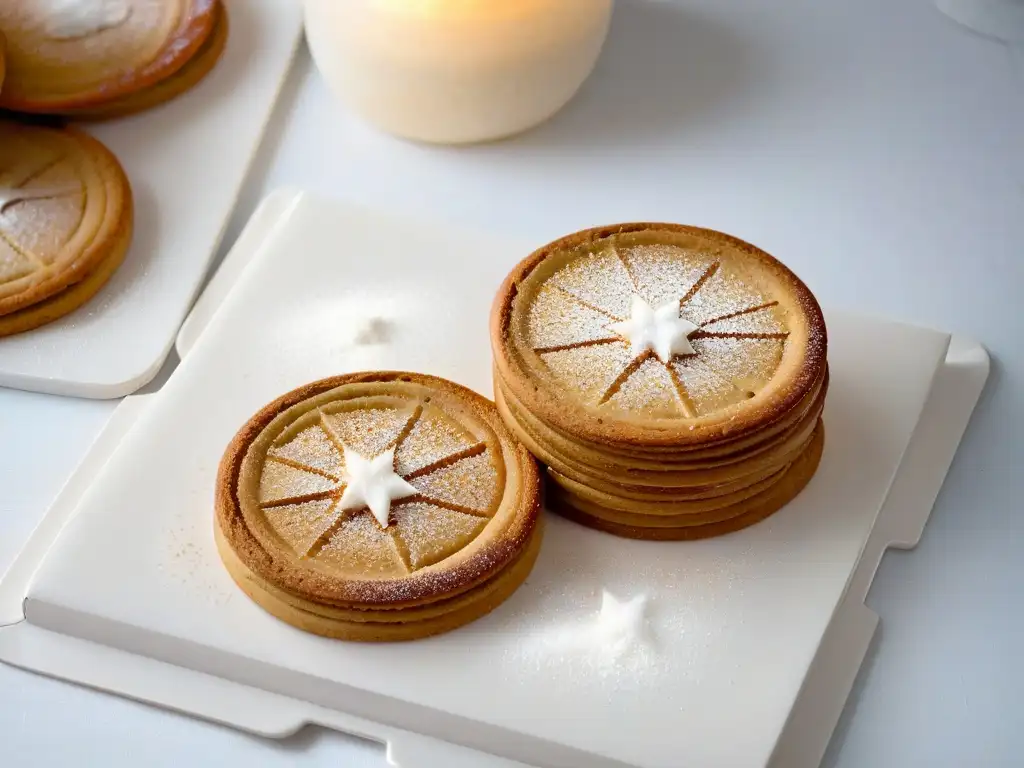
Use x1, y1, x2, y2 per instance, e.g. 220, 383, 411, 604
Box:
609, 294, 699, 363
596, 590, 650, 652
337, 446, 418, 528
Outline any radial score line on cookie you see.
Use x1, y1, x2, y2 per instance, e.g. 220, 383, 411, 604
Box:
257, 400, 501, 571
526, 247, 791, 417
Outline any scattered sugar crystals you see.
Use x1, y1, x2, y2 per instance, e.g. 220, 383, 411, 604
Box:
511, 589, 660, 686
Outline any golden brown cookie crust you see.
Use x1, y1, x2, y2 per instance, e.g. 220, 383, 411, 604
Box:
495, 366, 827, 486
551, 422, 824, 540
216, 372, 543, 612
0, 31, 7, 92
58, 1, 227, 121
0, 208, 131, 336
0, 0, 219, 113
217, 522, 543, 642
0, 121, 133, 317
492, 223, 827, 449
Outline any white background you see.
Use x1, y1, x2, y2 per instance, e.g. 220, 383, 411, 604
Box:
2, 0, 1022, 766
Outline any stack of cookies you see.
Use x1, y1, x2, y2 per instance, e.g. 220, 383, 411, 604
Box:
0, 1, 228, 335
216, 373, 543, 641
491, 223, 828, 540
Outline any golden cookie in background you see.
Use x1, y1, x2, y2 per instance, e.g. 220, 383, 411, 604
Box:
491, 223, 828, 539
0, 120, 133, 336
0, 0, 219, 114
216, 373, 543, 642
0, 30, 7, 93
58, 0, 228, 121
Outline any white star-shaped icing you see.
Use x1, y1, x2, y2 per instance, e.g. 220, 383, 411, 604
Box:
596, 590, 649, 652
610, 294, 699, 363
337, 446, 418, 528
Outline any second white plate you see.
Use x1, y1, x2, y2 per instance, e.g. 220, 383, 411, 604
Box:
0, 0, 303, 399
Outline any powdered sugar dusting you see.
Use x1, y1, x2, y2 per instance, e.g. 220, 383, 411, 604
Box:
691, 337, 784, 388
548, 249, 633, 319
392, 502, 488, 569
528, 285, 618, 349
410, 452, 499, 513
395, 409, 475, 476
671, 357, 741, 414
321, 407, 408, 462
0, 240, 34, 283
269, 426, 341, 476
524, 239, 794, 416
254, 392, 504, 578
258, 461, 335, 504
317, 512, 407, 578
263, 499, 338, 556
540, 343, 635, 404
683, 267, 783, 333
607, 357, 683, 416
621, 244, 708, 309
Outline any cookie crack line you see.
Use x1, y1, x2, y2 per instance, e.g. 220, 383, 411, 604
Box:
533, 337, 622, 355
691, 330, 790, 340
663, 360, 697, 418
699, 300, 779, 328
610, 243, 641, 292
598, 349, 655, 405
397, 494, 493, 519
679, 261, 720, 308
265, 454, 340, 482
550, 284, 624, 322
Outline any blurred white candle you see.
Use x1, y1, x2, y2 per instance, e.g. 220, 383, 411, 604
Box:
303, 0, 614, 144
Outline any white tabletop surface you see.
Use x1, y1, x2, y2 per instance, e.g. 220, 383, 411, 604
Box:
2, 1, 1021, 766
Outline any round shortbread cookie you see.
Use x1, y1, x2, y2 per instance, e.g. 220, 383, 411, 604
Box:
0, 121, 132, 327
58, 0, 227, 121
492, 223, 827, 449
0, 0, 218, 113
0, 212, 131, 336
216, 372, 543, 641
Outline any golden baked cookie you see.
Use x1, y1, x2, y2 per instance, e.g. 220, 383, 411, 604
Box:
216, 372, 543, 642
58, 0, 228, 121
492, 223, 827, 448
491, 223, 828, 539
0, 120, 133, 335
550, 424, 824, 541
0, 0, 219, 113
0, 30, 7, 93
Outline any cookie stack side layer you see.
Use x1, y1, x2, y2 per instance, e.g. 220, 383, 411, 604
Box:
216, 372, 544, 642
491, 223, 828, 540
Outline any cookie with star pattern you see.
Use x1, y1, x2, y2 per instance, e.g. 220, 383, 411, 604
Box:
0, 120, 133, 336
490, 223, 827, 539
215, 372, 543, 642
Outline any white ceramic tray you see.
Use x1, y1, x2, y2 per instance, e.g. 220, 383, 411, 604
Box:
0, 192, 989, 768
0, 0, 303, 399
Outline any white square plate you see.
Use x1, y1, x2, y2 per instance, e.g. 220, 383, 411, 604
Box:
0, 192, 989, 768
0, 0, 302, 398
